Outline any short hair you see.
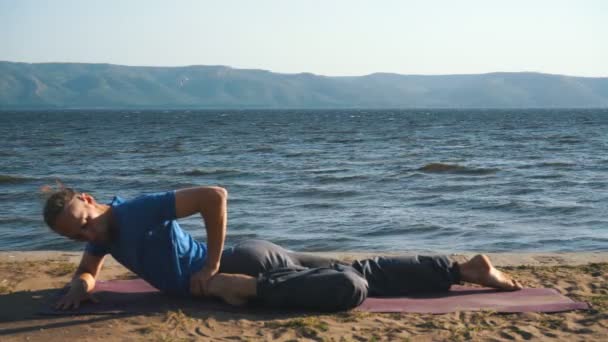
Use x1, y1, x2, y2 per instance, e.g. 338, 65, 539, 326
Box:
43, 187, 76, 230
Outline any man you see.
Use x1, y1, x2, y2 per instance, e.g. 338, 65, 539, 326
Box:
43, 186, 522, 312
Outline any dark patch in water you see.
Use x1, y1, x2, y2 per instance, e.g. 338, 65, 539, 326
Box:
0, 217, 40, 225
284, 150, 321, 158
518, 162, 576, 169
0, 174, 34, 184
545, 205, 587, 214
538, 162, 576, 168
418, 163, 498, 175
181, 168, 242, 176
315, 174, 369, 184
555, 137, 583, 144
249, 145, 274, 153
141, 167, 162, 175
327, 138, 365, 144
507, 187, 544, 195
307, 168, 350, 174
288, 202, 336, 209
471, 200, 527, 212
0, 150, 16, 157
528, 174, 563, 180
360, 224, 446, 237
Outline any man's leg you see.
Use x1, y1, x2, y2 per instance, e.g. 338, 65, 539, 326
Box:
351, 255, 459, 296
208, 264, 367, 311
351, 254, 521, 297
209, 239, 368, 311
256, 264, 367, 311
286, 251, 343, 268
218, 239, 298, 276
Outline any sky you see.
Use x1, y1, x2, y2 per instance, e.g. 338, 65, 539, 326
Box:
1, 0, 606, 77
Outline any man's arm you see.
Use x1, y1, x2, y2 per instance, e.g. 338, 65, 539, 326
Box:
56, 252, 105, 309
175, 186, 228, 280
72, 252, 106, 291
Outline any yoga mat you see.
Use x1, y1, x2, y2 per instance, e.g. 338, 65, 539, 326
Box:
39, 278, 588, 316
357, 286, 589, 313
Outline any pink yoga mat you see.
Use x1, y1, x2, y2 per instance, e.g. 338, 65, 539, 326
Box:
41, 278, 588, 315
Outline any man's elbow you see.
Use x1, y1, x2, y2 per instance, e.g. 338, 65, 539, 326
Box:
215, 186, 228, 200
204, 186, 228, 204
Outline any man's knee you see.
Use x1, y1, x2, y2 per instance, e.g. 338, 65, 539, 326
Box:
336, 271, 368, 310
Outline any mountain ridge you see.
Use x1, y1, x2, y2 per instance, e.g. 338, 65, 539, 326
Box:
2, 61, 607, 109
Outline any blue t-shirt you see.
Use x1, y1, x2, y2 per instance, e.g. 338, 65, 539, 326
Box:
85, 191, 208, 296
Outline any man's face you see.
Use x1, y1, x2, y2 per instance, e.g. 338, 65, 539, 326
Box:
54, 193, 109, 244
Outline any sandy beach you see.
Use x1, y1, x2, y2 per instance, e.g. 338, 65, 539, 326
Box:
0, 251, 606, 341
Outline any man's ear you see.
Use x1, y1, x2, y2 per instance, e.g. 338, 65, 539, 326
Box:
81, 192, 95, 204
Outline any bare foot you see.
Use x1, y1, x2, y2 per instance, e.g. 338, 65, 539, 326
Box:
459, 254, 523, 290
206, 273, 256, 306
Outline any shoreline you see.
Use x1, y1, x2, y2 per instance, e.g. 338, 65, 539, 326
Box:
2, 250, 607, 267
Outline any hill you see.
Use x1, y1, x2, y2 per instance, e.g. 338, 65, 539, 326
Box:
1, 61, 607, 108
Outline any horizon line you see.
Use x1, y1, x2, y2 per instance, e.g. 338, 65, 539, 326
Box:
2, 107, 607, 111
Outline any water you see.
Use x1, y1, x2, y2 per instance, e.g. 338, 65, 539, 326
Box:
1, 109, 607, 253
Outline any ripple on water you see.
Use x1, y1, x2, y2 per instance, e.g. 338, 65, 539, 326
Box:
418, 163, 499, 176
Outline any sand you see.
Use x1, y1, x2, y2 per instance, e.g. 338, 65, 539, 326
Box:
0, 251, 606, 341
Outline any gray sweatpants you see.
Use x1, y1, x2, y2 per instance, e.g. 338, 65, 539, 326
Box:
218, 239, 460, 312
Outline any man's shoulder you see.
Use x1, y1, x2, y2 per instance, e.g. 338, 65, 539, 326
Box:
113, 191, 175, 211
111, 190, 178, 230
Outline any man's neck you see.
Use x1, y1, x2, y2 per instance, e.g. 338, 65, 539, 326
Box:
96, 204, 118, 243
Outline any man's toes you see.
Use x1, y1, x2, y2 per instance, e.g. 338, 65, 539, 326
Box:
504, 276, 522, 290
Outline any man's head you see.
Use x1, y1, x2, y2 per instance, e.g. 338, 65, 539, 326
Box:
43, 188, 113, 244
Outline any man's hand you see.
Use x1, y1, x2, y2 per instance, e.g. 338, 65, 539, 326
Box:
175, 186, 227, 293
190, 264, 219, 297
55, 278, 99, 310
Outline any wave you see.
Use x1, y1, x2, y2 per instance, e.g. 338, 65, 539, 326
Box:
291, 188, 360, 199
0, 216, 41, 225
552, 135, 583, 144
327, 138, 365, 144
471, 199, 588, 215
420, 183, 488, 193
471, 200, 528, 212
248, 145, 274, 153
304, 136, 326, 143
181, 168, 243, 176
315, 174, 369, 184
360, 224, 448, 237
528, 174, 563, 179
537, 162, 576, 168
0, 174, 35, 184
0, 151, 16, 157
284, 202, 337, 210
418, 163, 499, 175
506, 187, 544, 195
517, 162, 576, 169
545, 204, 589, 214
141, 167, 162, 175
307, 168, 350, 174
284, 150, 321, 158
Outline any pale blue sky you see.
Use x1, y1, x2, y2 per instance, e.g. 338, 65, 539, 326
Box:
1, 0, 606, 76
